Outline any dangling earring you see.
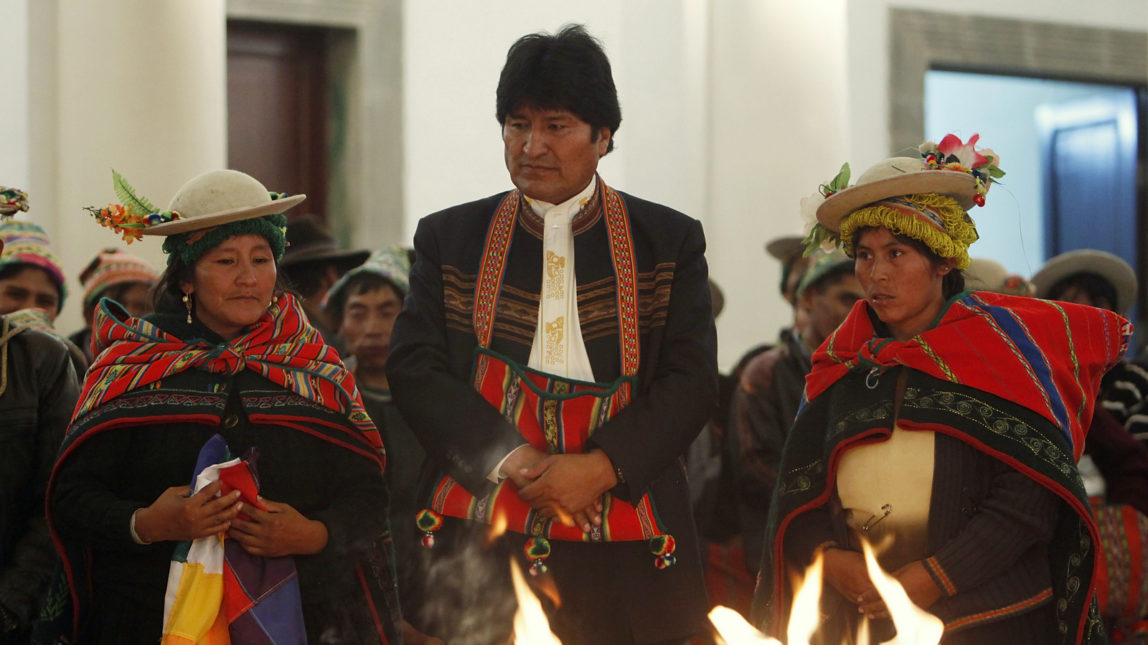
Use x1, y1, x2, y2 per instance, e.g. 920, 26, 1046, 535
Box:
182, 292, 193, 324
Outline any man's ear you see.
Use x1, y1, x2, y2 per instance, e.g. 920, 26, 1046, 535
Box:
596, 127, 611, 157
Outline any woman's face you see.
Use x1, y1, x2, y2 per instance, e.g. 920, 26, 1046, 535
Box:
854, 227, 952, 341
180, 234, 276, 340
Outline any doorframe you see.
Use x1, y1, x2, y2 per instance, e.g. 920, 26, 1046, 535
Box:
890, 8, 1148, 337
226, 0, 403, 251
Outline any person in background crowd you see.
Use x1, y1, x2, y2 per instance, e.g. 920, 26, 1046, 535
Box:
730, 249, 861, 583
0, 187, 80, 644
753, 135, 1124, 644
278, 213, 369, 351
68, 248, 158, 362
1033, 248, 1148, 641
964, 256, 1035, 296
48, 169, 400, 644
0, 219, 67, 321
1033, 249, 1148, 437
388, 25, 716, 644
325, 244, 437, 641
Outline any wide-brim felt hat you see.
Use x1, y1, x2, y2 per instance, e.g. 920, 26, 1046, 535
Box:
764, 235, 805, 261
964, 257, 1010, 292
1032, 249, 1137, 315
280, 214, 370, 269
816, 157, 977, 234
141, 169, 305, 235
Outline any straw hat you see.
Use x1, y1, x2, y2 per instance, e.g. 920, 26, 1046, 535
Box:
816, 156, 977, 234
802, 134, 1003, 271
1032, 249, 1137, 315
142, 170, 305, 235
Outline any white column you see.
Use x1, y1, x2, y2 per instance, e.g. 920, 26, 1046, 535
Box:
50, 0, 227, 333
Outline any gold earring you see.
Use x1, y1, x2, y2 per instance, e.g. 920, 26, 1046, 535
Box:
182, 292, 193, 324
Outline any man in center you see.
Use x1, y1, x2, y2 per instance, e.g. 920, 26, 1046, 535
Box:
388, 25, 716, 645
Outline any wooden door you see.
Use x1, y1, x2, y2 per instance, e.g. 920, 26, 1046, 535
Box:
227, 21, 328, 222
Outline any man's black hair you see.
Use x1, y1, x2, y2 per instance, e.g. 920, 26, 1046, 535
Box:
496, 24, 621, 154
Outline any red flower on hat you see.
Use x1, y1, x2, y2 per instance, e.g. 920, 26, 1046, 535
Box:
937, 133, 989, 169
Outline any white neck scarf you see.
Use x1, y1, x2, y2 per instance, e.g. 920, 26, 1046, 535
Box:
525, 177, 597, 381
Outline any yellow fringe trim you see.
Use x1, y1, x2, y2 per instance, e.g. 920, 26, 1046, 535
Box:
839, 193, 977, 270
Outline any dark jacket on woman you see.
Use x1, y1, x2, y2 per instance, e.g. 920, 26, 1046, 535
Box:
47, 310, 398, 644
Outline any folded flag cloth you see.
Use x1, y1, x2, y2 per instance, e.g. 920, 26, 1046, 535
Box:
161, 434, 306, 644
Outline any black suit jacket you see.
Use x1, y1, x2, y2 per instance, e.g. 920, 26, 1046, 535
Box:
388, 184, 717, 642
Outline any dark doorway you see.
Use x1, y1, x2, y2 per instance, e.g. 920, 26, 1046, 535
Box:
227, 21, 328, 222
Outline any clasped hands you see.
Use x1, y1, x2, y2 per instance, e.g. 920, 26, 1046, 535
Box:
500, 445, 618, 533
820, 547, 942, 620
133, 480, 328, 557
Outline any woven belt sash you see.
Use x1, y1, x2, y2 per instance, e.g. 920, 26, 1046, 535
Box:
416, 184, 677, 570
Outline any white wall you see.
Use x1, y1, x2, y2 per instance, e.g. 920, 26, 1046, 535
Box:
3, 1, 228, 336
0, 0, 30, 188
401, 1, 708, 239
705, 0, 849, 368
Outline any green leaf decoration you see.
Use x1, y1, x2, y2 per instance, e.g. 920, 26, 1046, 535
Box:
112, 170, 158, 218
801, 223, 838, 257
826, 162, 851, 194
989, 167, 1006, 179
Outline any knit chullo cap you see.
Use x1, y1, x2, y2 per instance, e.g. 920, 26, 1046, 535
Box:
0, 220, 67, 304
795, 249, 853, 299
803, 134, 1004, 271
79, 248, 159, 308
324, 245, 412, 313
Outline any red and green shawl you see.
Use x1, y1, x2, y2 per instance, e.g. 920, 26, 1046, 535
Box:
807, 290, 1130, 460
75, 292, 383, 459
754, 290, 1130, 643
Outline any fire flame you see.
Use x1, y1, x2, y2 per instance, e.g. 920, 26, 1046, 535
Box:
860, 541, 944, 644
709, 540, 944, 644
488, 509, 509, 544
510, 559, 562, 644
710, 606, 781, 644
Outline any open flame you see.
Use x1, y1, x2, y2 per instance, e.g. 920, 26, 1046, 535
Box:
710, 541, 944, 645
860, 542, 944, 645
510, 560, 562, 644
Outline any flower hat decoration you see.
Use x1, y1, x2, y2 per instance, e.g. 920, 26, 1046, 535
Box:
801, 133, 1005, 258
85, 170, 182, 243
0, 187, 29, 217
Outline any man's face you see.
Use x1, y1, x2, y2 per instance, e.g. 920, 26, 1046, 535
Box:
0, 265, 61, 319
503, 105, 610, 204
339, 284, 403, 371
801, 272, 863, 347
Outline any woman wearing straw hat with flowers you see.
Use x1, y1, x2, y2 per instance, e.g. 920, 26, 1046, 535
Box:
751, 136, 1128, 644
45, 170, 400, 644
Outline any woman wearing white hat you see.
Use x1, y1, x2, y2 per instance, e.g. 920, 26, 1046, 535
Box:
753, 135, 1127, 644
47, 170, 400, 644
